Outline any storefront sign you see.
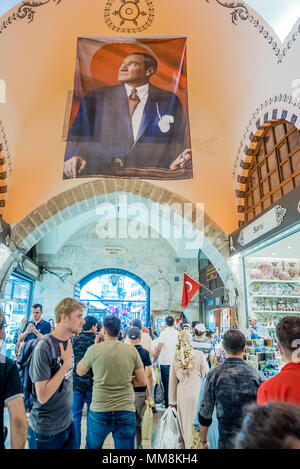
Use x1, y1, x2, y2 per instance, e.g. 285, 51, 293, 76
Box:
206, 265, 217, 280
237, 205, 286, 247
103, 247, 128, 256
229, 187, 300, 255
21, 257, 40, 280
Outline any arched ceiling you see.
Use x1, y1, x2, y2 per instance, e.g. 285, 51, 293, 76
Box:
0, 0, 300, 234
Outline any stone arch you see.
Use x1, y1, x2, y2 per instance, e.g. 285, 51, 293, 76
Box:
0, 180, 236, 314
10, 179, 229, 256
235, 108, 300, 226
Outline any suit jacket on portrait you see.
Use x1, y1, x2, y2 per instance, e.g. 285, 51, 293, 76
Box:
64, 83, 189, 175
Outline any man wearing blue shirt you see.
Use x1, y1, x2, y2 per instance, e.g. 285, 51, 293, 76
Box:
19, 304, 51, 343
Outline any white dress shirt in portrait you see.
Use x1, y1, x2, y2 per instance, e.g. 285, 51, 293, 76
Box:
125, 83, 149, 141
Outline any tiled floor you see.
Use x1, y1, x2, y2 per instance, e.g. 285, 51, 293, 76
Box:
4, 405, 166, 449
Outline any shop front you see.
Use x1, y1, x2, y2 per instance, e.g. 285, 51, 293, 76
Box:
198, 254, 238, 338
0, 256, 40, 358
229, 186, 300, 378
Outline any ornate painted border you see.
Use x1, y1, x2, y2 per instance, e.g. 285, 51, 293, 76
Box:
205, 1, 300, 64
104, 0, 155, 34
0, 0, 63, 35
0, 141, 7, 215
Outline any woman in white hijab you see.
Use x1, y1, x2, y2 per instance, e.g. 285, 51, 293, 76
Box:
168, 330, 208, 448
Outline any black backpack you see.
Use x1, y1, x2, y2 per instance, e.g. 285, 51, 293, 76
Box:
17, 334, 60, 411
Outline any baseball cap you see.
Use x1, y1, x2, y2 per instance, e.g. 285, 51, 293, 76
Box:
132, 319, 143, 330
82, 315, 98, 331
195, 323, 206, 334
127, 327, 141, 340
183, 324, 192, 329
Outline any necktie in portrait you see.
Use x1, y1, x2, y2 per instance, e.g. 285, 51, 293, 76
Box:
128, 88, 140, 116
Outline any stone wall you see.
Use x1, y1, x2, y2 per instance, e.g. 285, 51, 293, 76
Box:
33, 222, 200, 323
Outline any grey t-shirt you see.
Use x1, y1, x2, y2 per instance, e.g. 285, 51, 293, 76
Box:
29, 335, 74, 435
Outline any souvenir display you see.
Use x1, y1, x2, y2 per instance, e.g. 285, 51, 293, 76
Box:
245, 257, 300, 377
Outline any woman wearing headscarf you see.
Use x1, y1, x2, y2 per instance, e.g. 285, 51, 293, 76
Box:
168, 330, 208, 448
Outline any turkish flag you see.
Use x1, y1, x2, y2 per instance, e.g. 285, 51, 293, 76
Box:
181, 273, 201, 309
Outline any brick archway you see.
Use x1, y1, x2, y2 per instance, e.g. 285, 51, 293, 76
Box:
2, 179, 242, 323
11, 179, 229, 257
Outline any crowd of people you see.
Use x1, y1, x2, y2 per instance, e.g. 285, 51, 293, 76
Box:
1, 298, 300, 450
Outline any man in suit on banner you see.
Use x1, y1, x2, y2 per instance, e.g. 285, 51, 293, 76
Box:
64, 52, 192, 178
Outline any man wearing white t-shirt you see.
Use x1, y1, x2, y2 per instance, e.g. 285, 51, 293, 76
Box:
153, 316, 178, 408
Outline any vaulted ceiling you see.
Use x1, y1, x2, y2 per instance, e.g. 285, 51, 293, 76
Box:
0, 0, 299, 234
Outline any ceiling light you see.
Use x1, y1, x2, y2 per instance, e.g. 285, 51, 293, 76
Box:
271, 252, 278, 255
286, 246, 292, 249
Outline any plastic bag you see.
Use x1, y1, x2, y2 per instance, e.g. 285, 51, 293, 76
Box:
141, 400, 154, 442
154, 381, 164, 404
155, 407, 184, 449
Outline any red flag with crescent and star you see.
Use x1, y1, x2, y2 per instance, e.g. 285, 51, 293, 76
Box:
181, 273, 201, 309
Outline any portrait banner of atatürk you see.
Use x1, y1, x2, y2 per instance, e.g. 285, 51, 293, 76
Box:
64, 36, 193, 180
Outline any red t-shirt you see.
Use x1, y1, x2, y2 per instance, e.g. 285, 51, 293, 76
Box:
257, 362, 300, 406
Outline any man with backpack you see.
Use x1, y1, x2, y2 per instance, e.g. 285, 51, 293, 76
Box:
27, 298, 86, 449
0, 311, 28, 449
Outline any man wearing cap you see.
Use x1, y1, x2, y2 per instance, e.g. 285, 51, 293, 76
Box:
127, 327, 153, 449
125, 319, 154, 358
72, 315, 98, 448
192, 324, 215, 368
153, 315, 178, 408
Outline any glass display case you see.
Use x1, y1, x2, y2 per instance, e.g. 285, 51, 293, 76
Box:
244, 256, 300, 377
0, 273, 33, 359
245, 258, 300, 326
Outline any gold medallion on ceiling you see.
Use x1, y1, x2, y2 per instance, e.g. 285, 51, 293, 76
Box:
104, 0, 155, 34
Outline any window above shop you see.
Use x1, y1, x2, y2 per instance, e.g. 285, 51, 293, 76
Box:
244, 121, 300, 223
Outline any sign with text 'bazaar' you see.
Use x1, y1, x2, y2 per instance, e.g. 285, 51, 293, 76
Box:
237, 205, 287, 247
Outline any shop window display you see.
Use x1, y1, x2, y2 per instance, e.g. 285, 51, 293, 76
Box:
244, 250, 300, 378
0, 273, 33, 358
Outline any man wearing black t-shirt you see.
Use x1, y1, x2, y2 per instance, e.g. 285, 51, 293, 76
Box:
0, 311, 27, 449
127, 327, 153, 449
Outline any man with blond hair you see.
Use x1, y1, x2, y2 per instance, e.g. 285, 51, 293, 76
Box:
28, 298, 86, 449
